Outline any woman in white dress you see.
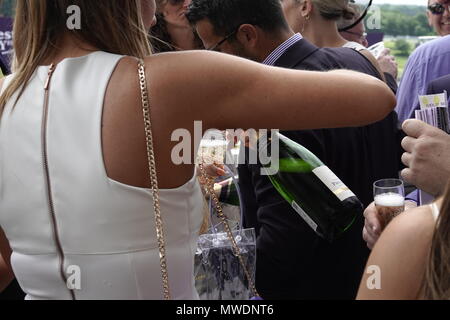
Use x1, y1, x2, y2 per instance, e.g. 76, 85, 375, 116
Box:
0, 0, 395, 299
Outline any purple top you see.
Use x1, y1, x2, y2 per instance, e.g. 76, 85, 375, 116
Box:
396, 35, 450, 123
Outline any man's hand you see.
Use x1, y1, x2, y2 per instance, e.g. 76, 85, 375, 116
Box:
401, 119, 450, 196
362, 202, 381, 250
362, 200, 417, 249
377, 48, 398, 80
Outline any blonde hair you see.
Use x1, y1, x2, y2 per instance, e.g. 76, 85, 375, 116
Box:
0, 0, 152, 116
311, 0, 355, 21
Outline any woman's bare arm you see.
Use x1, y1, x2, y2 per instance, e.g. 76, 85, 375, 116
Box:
146, 51, 396, 131
0, 228, 14, 292
102, 51, 396, 189
357, 205, 435, 300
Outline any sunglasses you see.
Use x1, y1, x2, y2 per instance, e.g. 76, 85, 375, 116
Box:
207, 28, 239, 51
428, 2, 450, 15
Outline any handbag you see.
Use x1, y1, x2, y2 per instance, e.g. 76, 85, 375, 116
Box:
195, 165, 260, 300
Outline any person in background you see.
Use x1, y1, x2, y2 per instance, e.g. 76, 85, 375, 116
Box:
187, 0, 401, 300
395, 0, 450, 123
358, 180, 450, 300
280, 0, 387, 83
364, 73, 450, 251
363, 118, 450, 249
364, 1, 450, 251
150, 0, 203, 52
340, 20, 368, 47
339, 21, 398, 92
427, 0, 450, 37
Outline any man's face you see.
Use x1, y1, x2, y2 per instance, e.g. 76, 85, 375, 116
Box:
341, 22, 368, 47
195, 19, 250, 58
427, 0, 450, 36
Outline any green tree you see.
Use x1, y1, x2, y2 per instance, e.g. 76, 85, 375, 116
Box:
369, 5, 433, 37
395, 39, 411, 56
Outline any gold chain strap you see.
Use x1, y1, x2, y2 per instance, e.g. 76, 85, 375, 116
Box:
138, 60, 171, 300
198, 164, 259, 298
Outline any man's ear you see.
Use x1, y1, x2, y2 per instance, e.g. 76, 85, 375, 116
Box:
236, 24, 259, 47
301, 0, 313, 17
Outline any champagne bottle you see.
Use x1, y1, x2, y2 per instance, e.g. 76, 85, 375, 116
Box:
261, 132, 363, 242
214, 177, 240, 206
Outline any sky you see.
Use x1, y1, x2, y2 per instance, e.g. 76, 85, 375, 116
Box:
373, 0, 426, 5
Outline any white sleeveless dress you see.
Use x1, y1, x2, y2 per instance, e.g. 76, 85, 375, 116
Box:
0, 51, 203, 300
430, 202, 440, 221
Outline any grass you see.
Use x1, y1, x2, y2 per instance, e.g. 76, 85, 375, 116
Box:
383, 40, 416, 79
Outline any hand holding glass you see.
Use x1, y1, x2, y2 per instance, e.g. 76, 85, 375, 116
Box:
373, 179, 405, 228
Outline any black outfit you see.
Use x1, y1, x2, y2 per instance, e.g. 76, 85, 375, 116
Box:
0, 56, 9, 76
384, 72, 398, 94
427, 74, 450, 95
238, 39, 402, 300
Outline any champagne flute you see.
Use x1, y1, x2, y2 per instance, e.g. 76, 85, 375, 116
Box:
373, 179, 405, 228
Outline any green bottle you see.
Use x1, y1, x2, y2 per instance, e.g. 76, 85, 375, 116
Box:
261, 132, 362, 242
214, 177, 240, 206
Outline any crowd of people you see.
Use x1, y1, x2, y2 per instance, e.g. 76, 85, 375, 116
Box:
0, 0, 449, 300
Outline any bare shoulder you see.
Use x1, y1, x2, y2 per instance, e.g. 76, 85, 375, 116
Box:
357, 205, 435, 300
384, 205, 436, 244
372, 205, 435, 268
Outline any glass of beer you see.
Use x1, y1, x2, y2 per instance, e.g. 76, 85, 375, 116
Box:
373, 179, 405, 228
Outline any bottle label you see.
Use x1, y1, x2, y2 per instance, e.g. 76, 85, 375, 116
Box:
292, 201, 318, 232
312, 166, 355, 201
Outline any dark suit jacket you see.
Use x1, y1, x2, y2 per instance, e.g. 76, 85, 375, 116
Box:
427, 74, 450, 96
238, 39, 402, 300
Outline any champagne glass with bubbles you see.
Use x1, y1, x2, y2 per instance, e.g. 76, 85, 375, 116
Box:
373, 179, 405, 228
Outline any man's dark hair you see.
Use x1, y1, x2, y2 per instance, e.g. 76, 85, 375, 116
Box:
186, 0, 289, 37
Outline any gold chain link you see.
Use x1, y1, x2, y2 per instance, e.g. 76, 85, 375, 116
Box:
138, 60, 171, 300
198, 164, 259, 298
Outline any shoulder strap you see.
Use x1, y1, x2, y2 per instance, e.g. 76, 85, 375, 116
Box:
137, 59, 171, 300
